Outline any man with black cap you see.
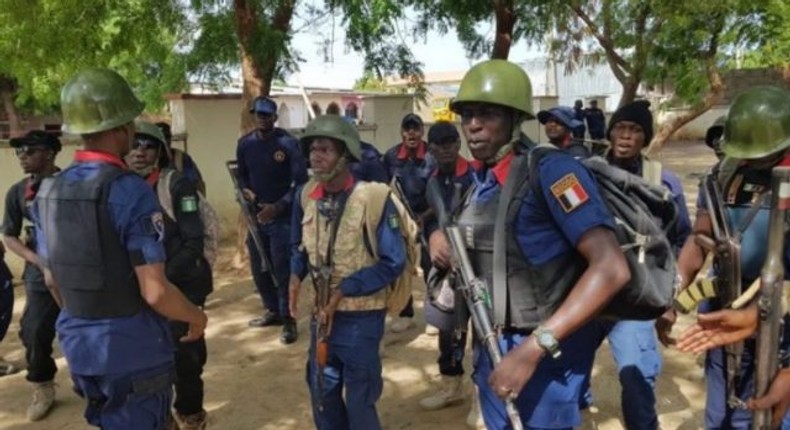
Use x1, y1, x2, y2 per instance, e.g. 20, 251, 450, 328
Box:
572, 100, 587, 139
382, 113, 436, 333
419, 121, 476, 415
236, 95, 308, 344
585, 100, 606, 140
537, 106, 589, 158
704, 115, 726, 160
579, 100, 690, 430
2, 130, 62, 421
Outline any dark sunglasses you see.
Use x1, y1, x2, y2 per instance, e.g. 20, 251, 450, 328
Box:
132, 137, 161, 151
14, 146, 46, 157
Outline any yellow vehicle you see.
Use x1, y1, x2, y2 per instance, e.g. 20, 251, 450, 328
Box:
432, 97, 457, 122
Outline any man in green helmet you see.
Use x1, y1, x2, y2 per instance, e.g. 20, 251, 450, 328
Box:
434, 59, 630, 429
671, 85, 790, 429
288, 115, 407, 429
31, 68, 207, 429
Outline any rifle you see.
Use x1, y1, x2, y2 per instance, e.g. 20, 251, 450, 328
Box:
226, 160, 277, 286
309, 264, 332, 412
391, 176, 429, 251
752, 166, 790, 429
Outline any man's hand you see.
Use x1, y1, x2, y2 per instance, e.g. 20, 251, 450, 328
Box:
318, 289, 344, 337
676, 305, 758, 354
656, 308, 677, 347
488, 336, 544, 400
428, 230, 452, 269
242, 188, 256, 203
288, 275, 301, 318
181, 310, 208, 343
256, 203, 279, 224
748, 368, 790, 430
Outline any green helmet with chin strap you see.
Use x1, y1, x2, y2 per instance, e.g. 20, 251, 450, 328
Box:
60, 68, 145, 135
721, 86, 790, 160
450, 59, 534, 119
134, 120, 167, 145
300, 115, 361, 161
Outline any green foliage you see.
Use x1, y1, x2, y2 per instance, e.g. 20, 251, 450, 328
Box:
739, 0, 790, 68
0, 0, 188, 114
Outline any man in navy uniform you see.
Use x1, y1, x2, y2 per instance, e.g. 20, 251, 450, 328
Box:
537, 106, 588, 158
33, 68, 207, 429
443, 59, 630, 430
2, 130, 62, 421
236, 96, 308, 344
382, 113, 436, 332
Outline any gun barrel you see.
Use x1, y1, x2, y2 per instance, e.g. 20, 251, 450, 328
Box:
445, 226, 524, 430
752, 167, 790, 430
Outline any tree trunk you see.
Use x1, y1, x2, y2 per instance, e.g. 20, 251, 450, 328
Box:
491, 0, 515, 59
0, 75, 22, 137
618, 78, 640, 108
646, 60, 725, 156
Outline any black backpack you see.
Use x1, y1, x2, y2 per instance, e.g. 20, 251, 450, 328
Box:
521, 145, 679, 320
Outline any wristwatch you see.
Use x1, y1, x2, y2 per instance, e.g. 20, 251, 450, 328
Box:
533, 326, 561, 359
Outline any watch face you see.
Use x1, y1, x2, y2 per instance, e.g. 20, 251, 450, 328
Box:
538, 332, 554, 346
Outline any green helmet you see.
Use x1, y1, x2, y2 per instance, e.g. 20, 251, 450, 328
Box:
300, 115, 361, 161
134, 120, 167, 145
450, 59, 534, 118
60, 68, 145, 135
721, 86, 790, 159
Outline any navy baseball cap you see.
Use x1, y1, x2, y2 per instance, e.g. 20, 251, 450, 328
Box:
427, 121, 460, 145
401, 113, 423, 129
249, 96, 277, 115
10, 130, 62, 153
537, 106, 583, 130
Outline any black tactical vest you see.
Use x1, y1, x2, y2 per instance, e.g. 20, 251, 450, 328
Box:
457, 150, 585, 331
37, 164, 144, 318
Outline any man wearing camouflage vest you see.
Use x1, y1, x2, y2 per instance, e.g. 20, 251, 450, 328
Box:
289, 115, 407, 430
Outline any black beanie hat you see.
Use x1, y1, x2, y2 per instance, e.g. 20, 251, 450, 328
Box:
607, 100, 653, 144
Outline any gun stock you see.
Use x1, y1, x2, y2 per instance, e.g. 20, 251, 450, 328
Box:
311, 266, 332, 412
445, 226, 524, 430
226, 160, 278, 286
391, 177, 429, 251
752, 167, 790, 430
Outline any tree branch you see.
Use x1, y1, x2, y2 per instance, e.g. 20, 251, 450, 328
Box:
567, 0, 630, 77
491, 0, 515, 59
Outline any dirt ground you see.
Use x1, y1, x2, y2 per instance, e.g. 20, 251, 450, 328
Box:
0, 141, 717, 430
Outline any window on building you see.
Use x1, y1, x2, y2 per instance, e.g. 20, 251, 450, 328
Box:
311, 102, 322, 116
345, 102, 358, 119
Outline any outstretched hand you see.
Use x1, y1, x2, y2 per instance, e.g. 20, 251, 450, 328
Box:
676, 305, 758, 354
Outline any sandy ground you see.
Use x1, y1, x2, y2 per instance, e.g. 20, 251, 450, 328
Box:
0, 141, 717, 430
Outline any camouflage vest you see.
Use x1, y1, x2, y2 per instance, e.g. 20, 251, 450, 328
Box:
301, 182, 387, 312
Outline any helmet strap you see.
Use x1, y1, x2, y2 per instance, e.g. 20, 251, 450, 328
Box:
314, 156, 348, 183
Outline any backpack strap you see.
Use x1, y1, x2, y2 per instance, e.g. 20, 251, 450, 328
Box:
642, 158, 663, 187
363, 182, 395, 258
156, 169, 177, 221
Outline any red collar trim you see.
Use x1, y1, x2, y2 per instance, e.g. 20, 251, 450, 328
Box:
396, 141, 427, 160
779, 156, 790, 167
146, 169, 161, 187
471, 151, 515, 186
74, 150, 127, 169
433, 156, 471, 178
308, 174, 356, 200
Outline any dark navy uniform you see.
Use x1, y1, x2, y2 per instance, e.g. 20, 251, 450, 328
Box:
462, 148, 615, 430
695, 160, 790, 429
33, 151, 175, 429
349, 141, 388, 183
2, 176, 59, 384
236, 127, 308, 319
424, 157, 474, 377
0, 254, 12, 344
153, 168, 212, 417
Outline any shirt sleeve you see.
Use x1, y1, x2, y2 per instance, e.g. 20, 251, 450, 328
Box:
275, 137, 309, 213
1, 184, 23, 237
235, 138, 250, 191
290, 185, 308, 280
339, 199, 407, 297
108, 175, 167, 266
537, 153, 615, 246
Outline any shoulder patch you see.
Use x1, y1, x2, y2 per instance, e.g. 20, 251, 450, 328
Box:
549, 173, 589, 213
387, 213, 400, 230
180, 195, 198, 213
150, 212, 165, 242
